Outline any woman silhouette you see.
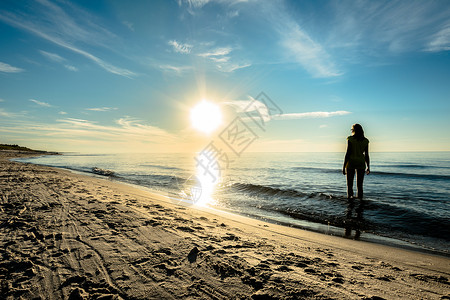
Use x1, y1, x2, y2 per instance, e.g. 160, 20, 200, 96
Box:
343, 124, 370, 199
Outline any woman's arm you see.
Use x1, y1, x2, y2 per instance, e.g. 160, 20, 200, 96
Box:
343, 140, 351, 175
365, 145, 370, 174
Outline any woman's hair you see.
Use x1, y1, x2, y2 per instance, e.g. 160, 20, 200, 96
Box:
352, 124, 365, 140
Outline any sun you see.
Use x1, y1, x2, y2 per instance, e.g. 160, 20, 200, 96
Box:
190, 100, 222, 134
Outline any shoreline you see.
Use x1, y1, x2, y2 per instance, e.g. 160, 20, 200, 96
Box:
13, 153, 450, 258
1, 150, 449, 299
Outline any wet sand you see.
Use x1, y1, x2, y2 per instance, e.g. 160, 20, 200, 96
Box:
1, 150, 449, 299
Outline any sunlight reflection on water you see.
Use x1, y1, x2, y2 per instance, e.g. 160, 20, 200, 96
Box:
193, 152, 220, 206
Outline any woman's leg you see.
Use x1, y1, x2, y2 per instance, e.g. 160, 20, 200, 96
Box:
346, 168, 355, 199
356, 169, 365, 199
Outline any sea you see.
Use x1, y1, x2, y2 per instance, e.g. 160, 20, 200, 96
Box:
14, 152, 450, 256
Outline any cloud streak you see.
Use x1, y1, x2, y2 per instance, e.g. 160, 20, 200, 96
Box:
225, 99, 350, 122
0, 1, 136, 78
262, 2, 341, 78
159, 64, 193, 75
280, 25, 342, 78
40, 50, 65, 63
197, 45, 250, 72
40, 50, 79, 72
168, 40, 193, 54
426, 22, 450, 52
0, 108, 21, 118
181, 1, 339, 77
85, 107, 118, 112
64, 65, 78, 72
30, 99, 52, 107
53, 117, 174, 139
272, 111, 351, 120
47, 116, 178, 145
198, 47, 232, 57
0, 61, 24, 73
0, 115, 179, 152
327, 1, 450, 55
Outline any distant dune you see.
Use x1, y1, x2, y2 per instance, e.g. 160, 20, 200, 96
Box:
0, 144, 58, 154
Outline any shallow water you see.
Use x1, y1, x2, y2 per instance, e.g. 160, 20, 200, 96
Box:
16, 151, 450, 256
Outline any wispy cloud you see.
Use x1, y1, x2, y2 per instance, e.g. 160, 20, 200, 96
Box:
0, 115, 179, 153
227, 10, 239, 18
0, 1, 136, 78
178, 0, 339, 77
263, 2, 341, 78
58, 111, 67, 115
177, 0, 211, 14
40, 50, 65, 63
225, 99, 350, 122
159, 64, 192, 75
53, 116, 178, 144
40, 50, 79, 71
273, 111, 351, 120
30, 99, 52, 107
0, 108, 26, 118
85, 107, 118, 112
168, 40, 193, 54
197, 45, 250, 72
178, 0, 248, 12
280, 25, 342, 78
0, 108, 17, 117
209, 56, 230, 63
122, 21, 134, 32
165, 36, 250, 73
426, 22, 450, 52
0, 61, 24, 73
327, 1, 450, 55
115, 117, 175, 139
249, 1, 450, 76
198, 47, 232, 57
217, 62, 251, 72
64, 65, 78, 72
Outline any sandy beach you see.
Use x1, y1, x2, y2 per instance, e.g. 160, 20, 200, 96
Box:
1, 151, 449, 300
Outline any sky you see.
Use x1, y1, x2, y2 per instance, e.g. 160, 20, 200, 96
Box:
0, 0, 449, 153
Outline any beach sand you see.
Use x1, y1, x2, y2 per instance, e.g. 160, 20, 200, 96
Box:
1, 151, 449, 299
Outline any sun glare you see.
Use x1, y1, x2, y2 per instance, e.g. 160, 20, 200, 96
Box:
190, 100, 222, 134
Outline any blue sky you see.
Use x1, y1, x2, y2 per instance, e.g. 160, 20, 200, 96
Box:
0, 0, 449, 153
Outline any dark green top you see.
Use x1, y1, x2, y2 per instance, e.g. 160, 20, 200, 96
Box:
345, 136, 369, 170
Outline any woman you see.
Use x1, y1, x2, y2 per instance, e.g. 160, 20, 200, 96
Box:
343, 124, 370, 199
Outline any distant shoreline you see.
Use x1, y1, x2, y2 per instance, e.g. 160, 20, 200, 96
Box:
0, 144, 60, 156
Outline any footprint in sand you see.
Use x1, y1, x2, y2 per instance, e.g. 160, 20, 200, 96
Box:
410, 273, 448, 284
144, 219, 162, 227
276, 265, 293, 272
176, 226, 195, 233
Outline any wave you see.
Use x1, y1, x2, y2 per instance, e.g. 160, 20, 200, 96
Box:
372, 171, 450, 181
140, 164, 182, 171
229, 182, 340, 201
388, 164, 429, 169
291, 166, 450, 181
386, 164, 450, 169
119, 173, 188, 190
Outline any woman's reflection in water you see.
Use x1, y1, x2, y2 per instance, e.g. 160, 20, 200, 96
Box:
344, 197, 365, 240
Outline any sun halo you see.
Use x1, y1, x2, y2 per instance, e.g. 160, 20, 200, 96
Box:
190, 100, 222, 134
